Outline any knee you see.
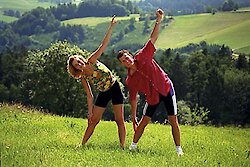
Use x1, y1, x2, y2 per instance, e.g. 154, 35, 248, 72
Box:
115, 119, 125, 127
168, 116, 179, 127
88, 119, 100, 127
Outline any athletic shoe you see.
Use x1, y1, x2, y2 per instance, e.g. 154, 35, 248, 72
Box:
129, 143, 138, 151
176, 147, 184, 156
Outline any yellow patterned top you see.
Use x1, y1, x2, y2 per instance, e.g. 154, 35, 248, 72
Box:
82, 61, 116, 92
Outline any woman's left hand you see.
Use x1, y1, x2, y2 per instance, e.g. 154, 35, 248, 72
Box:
111, 15, 117, 26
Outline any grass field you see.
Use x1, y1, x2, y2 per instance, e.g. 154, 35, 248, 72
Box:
0, 0, 55, 23
62, 14, 140, 27
0, 0, 54, 12
1, 103, 249, 166
66, 11, 250, 54
0, 14, 18, 23
156, 12, 250, 53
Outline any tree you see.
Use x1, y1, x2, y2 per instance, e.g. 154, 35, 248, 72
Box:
143, 18, 150, 34
222, 0, 238, 11
223, 69, 250, 124
128, 17, 136, 31
21, 41, 91, 117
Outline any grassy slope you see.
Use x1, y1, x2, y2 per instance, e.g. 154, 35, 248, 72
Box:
1, 104, 249, 166
0, 0, 55, 23
1, 1, 250, 54
0, 0, 54, 12
156, 12, 250, 53
62, 14, 140, 27
64, 11, 250, 53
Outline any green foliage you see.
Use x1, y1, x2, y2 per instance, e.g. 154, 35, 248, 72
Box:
178, 101, 210, 126
223, 69, 250, 124
222, 0, 239, 11
0, 84, 8, 101
21, 41, 90, 117
11, 7, 60, 36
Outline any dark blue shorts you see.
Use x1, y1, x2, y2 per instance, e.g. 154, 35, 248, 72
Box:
95, 81, 124, 108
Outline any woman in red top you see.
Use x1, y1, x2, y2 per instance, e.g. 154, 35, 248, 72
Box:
117, 9, 183, 156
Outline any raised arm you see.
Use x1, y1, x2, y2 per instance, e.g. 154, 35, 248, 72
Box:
150, 9, 164, 44
88, 15, 117, 63
81, 78, 94, 121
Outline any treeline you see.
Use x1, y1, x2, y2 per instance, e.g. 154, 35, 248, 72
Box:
50, 0, 139, 21
136, 0, 250, 15
0, 41, 249, 126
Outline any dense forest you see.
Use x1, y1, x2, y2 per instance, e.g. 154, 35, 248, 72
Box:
136, 0, 250, 15
0, 0, 249, 126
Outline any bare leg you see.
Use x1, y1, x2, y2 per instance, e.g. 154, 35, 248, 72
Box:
113, 104, 126, 148
168, 115, 181, 146
133, 116, 151, 143
82, 105, 105, 145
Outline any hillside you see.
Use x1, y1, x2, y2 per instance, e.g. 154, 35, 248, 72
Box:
63, 11, 250, 54
0, 103, 249, 166
156, 11, 250, 53
0, 0, 55, 23
0, 0, 54, 12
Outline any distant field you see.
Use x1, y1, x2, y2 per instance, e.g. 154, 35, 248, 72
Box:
62, 14, 140, 27
65, 12, 250, 54
156, 12, 250, 53
0, 13, 17, 22
0, 0, 55, 23
0, 0, 54, 12
238, 7, 250, 11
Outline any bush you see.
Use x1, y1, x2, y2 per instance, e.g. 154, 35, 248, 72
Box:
178, 100, 210, 125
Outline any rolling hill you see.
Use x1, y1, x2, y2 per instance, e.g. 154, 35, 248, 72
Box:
156, 11, 250, 53
63, 11, 250, 53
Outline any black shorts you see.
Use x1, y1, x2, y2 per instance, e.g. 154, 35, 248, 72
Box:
143, 80, 177, 117
95, 81, 124, 108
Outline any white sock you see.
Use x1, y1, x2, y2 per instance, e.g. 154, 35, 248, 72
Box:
131, 142, 137, 146
176, 146, 182, 151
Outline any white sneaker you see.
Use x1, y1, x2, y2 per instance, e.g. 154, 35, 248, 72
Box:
129, 143, 137, 151
176, 147, 184, 156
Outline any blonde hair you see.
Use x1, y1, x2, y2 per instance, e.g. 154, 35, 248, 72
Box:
67, 55, 86, 79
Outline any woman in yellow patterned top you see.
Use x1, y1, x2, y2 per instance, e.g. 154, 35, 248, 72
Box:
67, 16, 126, 148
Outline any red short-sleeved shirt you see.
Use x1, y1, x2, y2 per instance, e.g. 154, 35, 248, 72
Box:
126, 40, 170, 105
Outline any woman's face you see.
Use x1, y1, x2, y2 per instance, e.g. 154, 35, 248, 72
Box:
72, 57, 86, 71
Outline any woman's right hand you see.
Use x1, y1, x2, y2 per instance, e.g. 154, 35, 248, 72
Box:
88, 112, 93, 123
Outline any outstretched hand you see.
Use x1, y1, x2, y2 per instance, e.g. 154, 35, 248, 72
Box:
156, 8, 164, 20
111, 15, 117, 26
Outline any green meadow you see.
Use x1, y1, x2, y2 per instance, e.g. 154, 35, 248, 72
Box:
0, 0, 54, 12
0, 14, 17, 23
156, 12, 250, 53
62, 14, 140, 27
64, 11, 250, 53
0, 0, 55, 23
1, 103, 249, 166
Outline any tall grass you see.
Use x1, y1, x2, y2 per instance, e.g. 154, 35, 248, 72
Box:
1, 103, 249, 166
